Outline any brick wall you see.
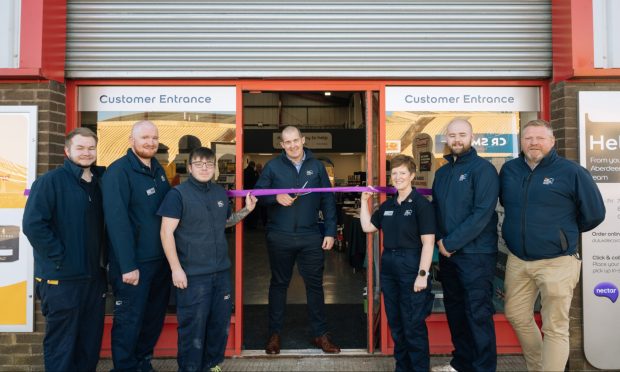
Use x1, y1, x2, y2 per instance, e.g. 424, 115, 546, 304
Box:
0, 80, 66, 371
551, 81, 620, 371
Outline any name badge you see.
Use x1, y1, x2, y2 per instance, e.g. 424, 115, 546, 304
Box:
384, 210, 394, 216
146, 187, 156, 196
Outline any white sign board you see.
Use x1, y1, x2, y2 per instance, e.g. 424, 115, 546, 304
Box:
273, 132, 333, 149
79, 86, 236, 112
385, 86, 540, 112
0, 106, 37, 332
579, 91, 620, 370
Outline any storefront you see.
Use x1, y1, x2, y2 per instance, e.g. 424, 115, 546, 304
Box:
6, 0, 619, 370
66, 79, 546, 356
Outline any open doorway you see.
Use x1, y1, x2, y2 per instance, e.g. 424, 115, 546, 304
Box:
241, 91, 370, 352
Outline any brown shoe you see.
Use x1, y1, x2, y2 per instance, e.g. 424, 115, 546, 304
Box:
313, 333, 341, 353
265, 333, 281, 354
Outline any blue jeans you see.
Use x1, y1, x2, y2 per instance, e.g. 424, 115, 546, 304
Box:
381, 249, 434, 372
35, 271, 106, 372
176, 270, 233, 372
439, 252, 497, 372
109, 259, 171, 372
266, 231, 327, 337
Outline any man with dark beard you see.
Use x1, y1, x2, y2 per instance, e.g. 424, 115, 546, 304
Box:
103, 120, 171, 372
431, 119, 499, 372
23, 127, 107, 372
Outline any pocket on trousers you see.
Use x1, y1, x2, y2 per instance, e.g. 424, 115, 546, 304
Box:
38, 282, 80, 316
409, 290, 435, 323
176, 285, 204, 308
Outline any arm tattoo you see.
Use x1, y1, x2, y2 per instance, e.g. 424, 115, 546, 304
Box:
226, 207, 250, 227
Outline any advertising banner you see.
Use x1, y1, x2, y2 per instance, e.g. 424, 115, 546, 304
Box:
579, 91, 620, 370
0, 106, 37, 332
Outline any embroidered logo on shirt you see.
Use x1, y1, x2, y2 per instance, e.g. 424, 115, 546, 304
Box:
543, 177, 554, 185
459, 173, 468, 182
306, 170, 314, 176
224, 294, 231, 301
404, 209, 413, 216
146, 187, 156, 196
384, 210, 394, 216
217, 200, 225, 207
161, 175, 166, 182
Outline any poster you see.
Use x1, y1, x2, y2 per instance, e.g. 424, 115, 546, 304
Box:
0, 106, 37, 332
579, 91, 620, 370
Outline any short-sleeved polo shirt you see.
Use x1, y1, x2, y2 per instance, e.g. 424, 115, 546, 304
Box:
370, 189, 436, 250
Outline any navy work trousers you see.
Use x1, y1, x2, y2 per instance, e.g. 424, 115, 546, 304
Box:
35, 270, 106, 372
109, 259, 171, 372
176, 270, 233, 372
266, 231, 327, 337
381, 249, 434, 372
439, 252, 497, 372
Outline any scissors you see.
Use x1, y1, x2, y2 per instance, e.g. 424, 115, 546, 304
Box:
291, 180, 310, 202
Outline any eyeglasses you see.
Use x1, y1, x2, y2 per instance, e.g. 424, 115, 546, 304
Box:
191, 161, 215, 169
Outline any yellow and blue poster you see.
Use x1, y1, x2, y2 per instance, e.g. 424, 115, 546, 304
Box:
0, 106, 37, 332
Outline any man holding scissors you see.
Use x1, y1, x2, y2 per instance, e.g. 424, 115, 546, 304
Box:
254, 125, 340, 355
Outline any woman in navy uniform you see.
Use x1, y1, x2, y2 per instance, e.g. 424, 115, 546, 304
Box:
360, 154, 436, 372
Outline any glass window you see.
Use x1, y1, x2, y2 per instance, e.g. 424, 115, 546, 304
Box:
78, 86, 237, 314
385, 86, 541, 313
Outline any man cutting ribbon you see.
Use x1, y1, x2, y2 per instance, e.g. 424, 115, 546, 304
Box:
254, 125, 341, 355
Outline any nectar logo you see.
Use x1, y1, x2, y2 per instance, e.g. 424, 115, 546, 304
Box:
594, 282, 618, 303
543, 177, 554, 185
458, 173, 468, 182
404, 209, 413, 216
217, 200, 224, 208
306, 170, 314, 176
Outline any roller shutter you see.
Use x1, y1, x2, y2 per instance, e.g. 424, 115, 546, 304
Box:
66, 0, 551, 78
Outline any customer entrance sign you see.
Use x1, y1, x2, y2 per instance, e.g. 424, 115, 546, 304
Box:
580, 91, 620, 370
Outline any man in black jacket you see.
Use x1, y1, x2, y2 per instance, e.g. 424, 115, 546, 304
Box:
255, 126, 340, 354
432, 119, 499, 372
102, 120, 171, 372
500, 119, 605, 371
23, 127, 107, 372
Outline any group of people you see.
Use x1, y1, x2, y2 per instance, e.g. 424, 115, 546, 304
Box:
23, 123, 340, 372
359, 118, 605, 372
23, 118, 605, 372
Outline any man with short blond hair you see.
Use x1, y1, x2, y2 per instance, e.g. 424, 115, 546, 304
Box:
24, 127, 107, 371
500, 119, 605, 371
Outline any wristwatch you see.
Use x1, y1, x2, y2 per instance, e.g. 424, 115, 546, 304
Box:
418, 269, 428, 277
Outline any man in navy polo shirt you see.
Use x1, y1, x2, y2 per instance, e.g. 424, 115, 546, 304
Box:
103, 120, 171, 372
24, 127, 107, 371
432, 119, 499, 372
158, 146, 256, 372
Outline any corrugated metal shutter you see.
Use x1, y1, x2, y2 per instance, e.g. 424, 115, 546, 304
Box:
66, 0, 551, 79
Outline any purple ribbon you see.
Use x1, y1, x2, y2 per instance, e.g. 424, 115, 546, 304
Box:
226, 186, 432, 197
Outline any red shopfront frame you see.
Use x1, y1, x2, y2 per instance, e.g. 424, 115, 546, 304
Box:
66, 79, 548, 357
